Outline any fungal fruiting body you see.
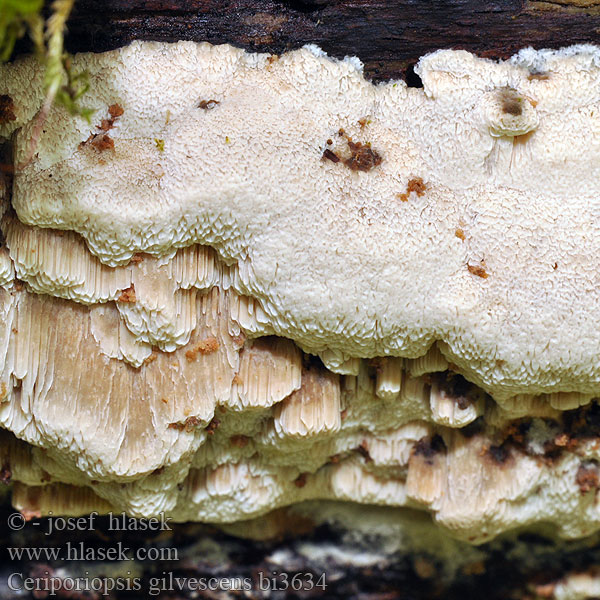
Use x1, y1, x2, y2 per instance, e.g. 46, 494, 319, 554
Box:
0, 42, 599, 546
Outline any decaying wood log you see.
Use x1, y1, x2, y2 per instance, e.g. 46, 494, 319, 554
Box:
62, 0, 600, 82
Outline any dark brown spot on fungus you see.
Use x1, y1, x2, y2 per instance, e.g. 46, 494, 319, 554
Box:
501, 91, 523, 116
436, 371, 480, 410
414, 435, 446, 465
205, 418, 221, 435
486, 443, 511, 464
322, 148, 340, 163
356, 440, 373, 462
198, 99, 220, 110
0, 95, 16, 124
576, 461, 600, 494
344, 140, 382, 172
294, 472, 308, 488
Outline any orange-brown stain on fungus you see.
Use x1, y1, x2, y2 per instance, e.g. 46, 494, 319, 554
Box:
397, 177, 427, 202
468, 264, 489, 279
230, 434, 249, 448
576, 462, 600, 494
185, 336, 220, 362
198, 99, 220, 110
117, 284, 136, 303
91, 134, 115, 151
81, 103, 124, 151
108, 103, 124, 118
455, 228, 465, 241
169, 416, 203, 432
344, 140, 382, 172
0, 95, 16, 124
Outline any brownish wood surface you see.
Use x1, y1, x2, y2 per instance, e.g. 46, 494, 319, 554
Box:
61, 0, 600, 82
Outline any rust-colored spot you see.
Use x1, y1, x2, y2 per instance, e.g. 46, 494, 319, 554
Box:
326, 138, 333, 145
169, 416, 203, 432
90, 133, 115, 152
230, 434, 249, 448
576, 461, 600, 494
160, 397, 168, 404
294, 472, 307, 488
108, 103, 124, 118
356, 440, 373, 463
455, 228, 465, 241
117, 284, 136, 303
232, 373, 243, 385
99, 119, 113, 132
468, 264, 489, 279
398, 177, 427, 202
205, 418, 220, 435
407, 177, 427, 196
197, 336, 219, 354
358, 117, 371, 129
143, 352, 157, 366
13, 279, 24, 292
185, 348, 198, 362
553, 262, 558, 270
185, 336, 219, 361
0, 95, 16, 124
322, 148, 340, 163
344, 140, 382, 172
198, 99, 220, 110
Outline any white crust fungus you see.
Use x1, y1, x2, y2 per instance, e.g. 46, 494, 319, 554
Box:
2, 42, 600, 398
0, 42, 600, 541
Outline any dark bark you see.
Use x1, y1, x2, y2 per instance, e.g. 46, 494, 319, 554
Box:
59, 0, 600, 82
